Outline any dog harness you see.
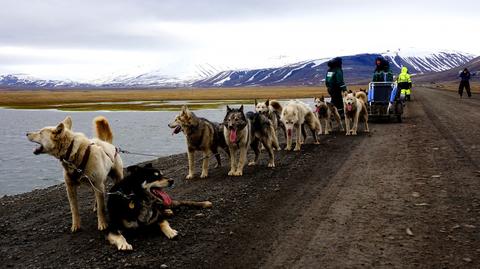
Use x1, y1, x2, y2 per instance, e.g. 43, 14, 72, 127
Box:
60, 141, 94, 182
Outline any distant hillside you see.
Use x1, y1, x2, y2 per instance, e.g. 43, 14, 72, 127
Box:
192, 50, 474, 87
414, 56, 480, 83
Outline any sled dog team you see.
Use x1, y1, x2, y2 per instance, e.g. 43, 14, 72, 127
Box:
26, 90, 368, 251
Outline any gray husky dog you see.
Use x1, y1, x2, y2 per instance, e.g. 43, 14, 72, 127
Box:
223, 105, 251, 176
246, 111, 280, 168
168, 106, 228, 179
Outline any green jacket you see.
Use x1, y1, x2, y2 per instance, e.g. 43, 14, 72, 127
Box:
325, 68, 347, 91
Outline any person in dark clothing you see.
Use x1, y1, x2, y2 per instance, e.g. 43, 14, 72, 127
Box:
458, 68, 472, 98
325, 57, 347, 115
372, 56, 393, 82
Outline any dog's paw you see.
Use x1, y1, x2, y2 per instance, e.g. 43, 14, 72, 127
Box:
118, 242, 133, 251
268, 162, 275, 168
165, 228, 178, 239
71, 223, 81, 233
294, 146, 301, 151
200, 172, 208, 179
98, 221, 108, 231
185, 174, 194, 180
202, 201, 213, 208
248, 161, 256, 166
233, 170, 243, 176
228, 170, 235, 176
324, 131, 330, 135
352, 131, 357, 135
364, 129, 370, 133
314, 141, 320, 145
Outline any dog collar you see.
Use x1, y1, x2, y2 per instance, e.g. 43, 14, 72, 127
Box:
60, 140, 75, 162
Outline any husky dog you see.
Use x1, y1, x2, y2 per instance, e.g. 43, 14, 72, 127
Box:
168, 106, 228, 180
246, 111, 280, 168
223, 105, 251, 176
314, 96, 344, 134
281, 100, 321, 151
106, 164, 212, 251
255, 99, 286, 141
26, 116, 123, 232
343, 91, 369, 135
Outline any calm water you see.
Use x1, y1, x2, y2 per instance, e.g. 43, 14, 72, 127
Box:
0, 99, 314, 196
0, 106, 244, 196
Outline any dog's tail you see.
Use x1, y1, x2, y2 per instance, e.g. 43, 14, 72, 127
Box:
93, 116, 113, 143
355, 91, 367, 104
269, 100, 283, 114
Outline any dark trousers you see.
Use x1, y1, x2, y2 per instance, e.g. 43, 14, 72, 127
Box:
458, 81, 471, 97
327, 87, 344, 111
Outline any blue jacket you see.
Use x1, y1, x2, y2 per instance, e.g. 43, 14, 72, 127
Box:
460, 71, 471, 81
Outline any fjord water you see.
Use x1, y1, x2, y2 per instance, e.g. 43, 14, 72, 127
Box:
0, 107, 242, 196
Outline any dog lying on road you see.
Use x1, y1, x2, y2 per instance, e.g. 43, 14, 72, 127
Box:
106, 164, 212, 251
26, 116, 123, 232
168, 106, 228, 179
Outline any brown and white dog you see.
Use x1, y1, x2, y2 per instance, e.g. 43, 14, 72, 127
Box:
255, 99, 286, 141
27, 116, 123, 232
343, 91, 369, 135
313, 96, 344, 134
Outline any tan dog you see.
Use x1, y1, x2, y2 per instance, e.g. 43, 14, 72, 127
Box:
313, 96, 344, 134
343, 92, 369, 135
27, 116, 123, 232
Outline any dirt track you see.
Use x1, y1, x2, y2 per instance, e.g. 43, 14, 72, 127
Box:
1, 87, 480, 268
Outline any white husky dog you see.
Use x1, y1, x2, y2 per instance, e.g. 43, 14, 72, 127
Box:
281, 100, 321, 151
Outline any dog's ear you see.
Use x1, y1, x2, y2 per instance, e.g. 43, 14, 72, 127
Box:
127, 165, 139, 173
181, 105, 190, 114
62, 116, 72, 130
53, 122, 65, 135
254, 99, 258, 106
347, 89, 353, 94
265, 99, 270, 107
239, 105, 244, 112
226, 105, 231, 112
320, 95, 324, 102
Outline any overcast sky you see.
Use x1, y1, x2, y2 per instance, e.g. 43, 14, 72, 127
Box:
0, 0, 479, 81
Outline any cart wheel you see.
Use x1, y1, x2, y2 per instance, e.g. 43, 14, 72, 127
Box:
397, 115, 402, 123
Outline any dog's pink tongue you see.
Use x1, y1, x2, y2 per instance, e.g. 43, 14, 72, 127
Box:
347, 104, 353, 111
171, 126, 181, 135
229, 129, 237, 143
154, 189, 172, 207
315, 107, 320, 113
287, 129, 292, 137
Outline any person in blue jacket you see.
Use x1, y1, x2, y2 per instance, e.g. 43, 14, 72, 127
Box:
458, 68, 472, 98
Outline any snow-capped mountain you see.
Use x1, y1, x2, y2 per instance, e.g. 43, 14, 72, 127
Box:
0, 49, 475, 89
192, 49, 476, 87
0, 74, 90, 88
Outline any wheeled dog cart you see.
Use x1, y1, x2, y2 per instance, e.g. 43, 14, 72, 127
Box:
367, 82, 403, 122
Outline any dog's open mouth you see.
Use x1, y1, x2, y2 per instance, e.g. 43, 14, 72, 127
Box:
229, 128, 237, 143
151, 187, 172, 207
287, 129, 292, 137
171, 125, 182, 135
33, 142, 44, 155
346, 104, 353, 111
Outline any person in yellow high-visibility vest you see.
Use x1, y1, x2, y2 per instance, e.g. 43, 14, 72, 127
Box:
396, 66, 412, 101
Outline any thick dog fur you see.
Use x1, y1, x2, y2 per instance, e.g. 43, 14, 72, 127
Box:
223, 105, 251, 176
255, 99, 287, 141
106, 164, 212, 251
168, 106, 228, 180
281, 100, 321, 151
246, 111, 280, 168
314, 96, 344, 134
343, 91, 370, 135
26, 116, 123, 232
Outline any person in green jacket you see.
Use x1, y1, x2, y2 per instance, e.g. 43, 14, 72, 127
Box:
325, 57, 347, 115
372, 56, 393, 82
396, 66, 412, 101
